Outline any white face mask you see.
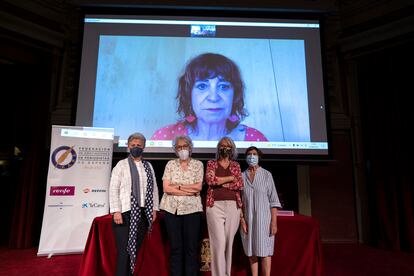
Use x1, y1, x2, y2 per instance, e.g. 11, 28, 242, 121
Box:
246, 154, 259, 167
177, 149, 190, 160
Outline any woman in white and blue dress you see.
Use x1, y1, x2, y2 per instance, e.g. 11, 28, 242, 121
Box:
239, 146, 281, 276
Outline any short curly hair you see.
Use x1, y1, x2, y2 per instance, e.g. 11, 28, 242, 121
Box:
176, 53, 247, 132
172, 135, 194, 155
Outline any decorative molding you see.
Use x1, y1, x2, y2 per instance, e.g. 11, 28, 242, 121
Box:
1, 0, 82, 126
69, 0, 337, 12
320, 12, 351, 119
51, 12, 82, 125
297, 165, 311, 216
339, 14, 414, 53
0, 11, 64, 47
4, 0, 71, 22
339, 1, 411, 30
330, 113, 351, 130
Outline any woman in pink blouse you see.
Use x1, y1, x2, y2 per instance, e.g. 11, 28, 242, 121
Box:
151, 53, 268, 142
205, 136, 244, 276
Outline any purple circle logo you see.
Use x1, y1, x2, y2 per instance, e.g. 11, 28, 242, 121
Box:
51, 146, 77, 169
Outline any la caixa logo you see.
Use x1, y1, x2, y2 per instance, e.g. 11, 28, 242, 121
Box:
82, 202, 106, 208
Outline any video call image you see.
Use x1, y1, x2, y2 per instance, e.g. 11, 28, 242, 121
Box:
92, 36, 310, 144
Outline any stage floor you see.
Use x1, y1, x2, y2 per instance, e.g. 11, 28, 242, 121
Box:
1, 243, 414, 275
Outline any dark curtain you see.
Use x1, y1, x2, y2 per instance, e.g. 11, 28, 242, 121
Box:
5, 62, 51, 248
358, 39, 414, 252
9, 142, 48, 248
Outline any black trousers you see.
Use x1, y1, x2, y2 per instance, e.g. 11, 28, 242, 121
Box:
112, 209, 147, 276
164, 211, 202, 276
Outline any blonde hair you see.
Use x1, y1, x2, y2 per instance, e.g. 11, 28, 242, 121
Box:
215, 136, 238, 160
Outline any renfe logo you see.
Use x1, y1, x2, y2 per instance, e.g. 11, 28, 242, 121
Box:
50, 186, 75, 196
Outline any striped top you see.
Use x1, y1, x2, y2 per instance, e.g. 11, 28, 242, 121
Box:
240, 167, 281, 257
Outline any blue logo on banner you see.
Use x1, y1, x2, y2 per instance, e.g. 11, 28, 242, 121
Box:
51, 145, 77, 169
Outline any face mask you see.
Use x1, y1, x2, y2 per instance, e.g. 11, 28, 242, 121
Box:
246, 154, 259, 167
130, 147, 143, 158
219, 147, 232, 157
177, 149, 190, 160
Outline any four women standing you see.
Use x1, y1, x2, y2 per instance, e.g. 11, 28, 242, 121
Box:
112, 133, 281, 275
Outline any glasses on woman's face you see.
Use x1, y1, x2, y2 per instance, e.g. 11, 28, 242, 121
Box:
175, 144, 189, 151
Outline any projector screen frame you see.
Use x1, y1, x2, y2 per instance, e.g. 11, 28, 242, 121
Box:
75, 6, 333, 161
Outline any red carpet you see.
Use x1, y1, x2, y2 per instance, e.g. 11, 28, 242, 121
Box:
1, 244, 413, 276
323, 243, 414, 276
0, 247, 82, 276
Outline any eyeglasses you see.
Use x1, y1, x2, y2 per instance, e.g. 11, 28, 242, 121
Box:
175, 144, 189, 150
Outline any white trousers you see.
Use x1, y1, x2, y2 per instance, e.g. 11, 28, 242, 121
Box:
206, 200, 241, 276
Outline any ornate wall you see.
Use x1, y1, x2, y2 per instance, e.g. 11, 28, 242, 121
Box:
1, 0, 413, 243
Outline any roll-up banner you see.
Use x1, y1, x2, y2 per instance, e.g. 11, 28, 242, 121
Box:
38, 125, 114, 256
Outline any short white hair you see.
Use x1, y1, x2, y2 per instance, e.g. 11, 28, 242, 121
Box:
172, 135, 194, 153
127, 132, 146, 147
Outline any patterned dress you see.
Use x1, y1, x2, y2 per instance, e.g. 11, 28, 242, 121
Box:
240, 167, 281, 257
151, 121, 268, 141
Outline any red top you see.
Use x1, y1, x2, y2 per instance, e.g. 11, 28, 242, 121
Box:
205, 159, 243, 208
151, 121, 268, 141
213, 163, 238, 201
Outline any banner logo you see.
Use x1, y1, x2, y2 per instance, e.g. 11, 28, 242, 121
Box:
50, 186, 75, 196
92, 189, 106, 193
83, 187, 106, 193
51, 145, 77, 169
47, 202, 74, 209
78, 146, 111, 166
82, 202, 106, 208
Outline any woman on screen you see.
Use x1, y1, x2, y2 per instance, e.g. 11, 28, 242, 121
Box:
239, 146, 281, 276
151, 53, 268, 142
205, 137, 243, 276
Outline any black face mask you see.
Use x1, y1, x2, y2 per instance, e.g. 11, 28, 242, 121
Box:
130, 147, 143, 158
219, 147, 232, 157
